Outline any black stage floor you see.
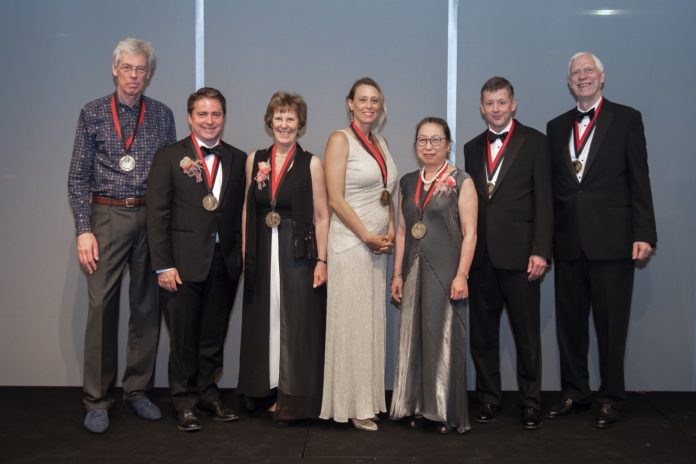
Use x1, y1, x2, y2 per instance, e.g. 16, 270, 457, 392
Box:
1, 388, 695, 463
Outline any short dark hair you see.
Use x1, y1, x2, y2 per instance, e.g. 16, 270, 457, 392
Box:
415, 117, 451, 145
264, 91, 307, 130
480, 76, 514, 101
187, 87, 226, 115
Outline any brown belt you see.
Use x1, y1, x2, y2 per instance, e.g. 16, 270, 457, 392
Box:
92, 195, 146, 207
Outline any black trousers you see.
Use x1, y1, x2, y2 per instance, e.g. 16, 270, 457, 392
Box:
554, 255, 634, 408
469, 257, 542, 409
161, 245, 239, 411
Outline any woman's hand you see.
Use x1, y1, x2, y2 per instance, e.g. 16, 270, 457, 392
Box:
364, 232, 393, 254
391, 275, 403, 303
313, 261, 327, 288
450, 274, 468, 300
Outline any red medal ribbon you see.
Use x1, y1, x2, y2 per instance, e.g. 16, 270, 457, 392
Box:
573, 99, 603, 157
486, 120, 515, 179
414, 164, 449, 219
350, 122, 388, 188
271, 143, 297, 203
110, 94, 146, 154
191, 134, 221, 190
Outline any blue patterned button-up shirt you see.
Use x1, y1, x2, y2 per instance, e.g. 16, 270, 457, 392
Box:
68, 94, 176, 235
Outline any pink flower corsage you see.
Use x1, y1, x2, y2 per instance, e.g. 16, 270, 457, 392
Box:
434, 174, 457, 196
255, 161, 271, 189
180, 156, 204, 183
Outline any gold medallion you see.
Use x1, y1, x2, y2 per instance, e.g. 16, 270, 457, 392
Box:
202, 194, 219, 211
411, 221, 427, 239
380, 189, 391, 206
487, 182, 495, 196
265, 211, 281, 228
119, 154, 136, 172
572, 159, 583, 174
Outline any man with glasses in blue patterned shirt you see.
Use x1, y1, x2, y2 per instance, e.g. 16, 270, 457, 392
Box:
68, 37, 176, 434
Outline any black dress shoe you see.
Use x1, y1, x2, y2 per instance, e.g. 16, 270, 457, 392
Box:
197, 401, 240, 422
545, 398, 591, 420
177, 409, 202, 432
521, 407, 542, 430
595, 403, 619, 429
474, 403, 499, 424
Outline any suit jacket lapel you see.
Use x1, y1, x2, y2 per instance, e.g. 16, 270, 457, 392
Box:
217, 143, 234, 205
471, 133, 488, 199
561, 112, 580, 184
582, 101, 613, 179
490, 122, 524, 197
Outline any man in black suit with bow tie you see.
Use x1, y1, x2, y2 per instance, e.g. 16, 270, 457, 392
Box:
464, 76, 553, 430
146, 87, 246, 431
545, 52, 657, 428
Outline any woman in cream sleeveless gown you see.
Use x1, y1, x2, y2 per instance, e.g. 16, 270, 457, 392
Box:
320, 78, 397, 431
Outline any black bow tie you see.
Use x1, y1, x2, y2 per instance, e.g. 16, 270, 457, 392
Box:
488, 131, 508, 143
575, 108, 595, 122
201, 145, 220, 156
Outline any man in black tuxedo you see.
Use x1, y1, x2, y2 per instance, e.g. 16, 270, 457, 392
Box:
464, 77, 553, 430
545, 53, 656, 429
146, 87, 246, 432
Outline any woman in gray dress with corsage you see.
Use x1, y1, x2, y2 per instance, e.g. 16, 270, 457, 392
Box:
389, 117, 477, 434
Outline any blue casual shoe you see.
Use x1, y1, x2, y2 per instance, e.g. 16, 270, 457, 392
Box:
123, 397, 162, 420
84, 409, 109, 433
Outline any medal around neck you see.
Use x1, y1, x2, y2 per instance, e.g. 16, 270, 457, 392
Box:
265, 211, 281, 228
487, 182, 495, 196
119, 154, 136, 172
380, 189, 391, 206
411, 220, 427, 239
202, 194, 219, 211
572, 159, 583, 174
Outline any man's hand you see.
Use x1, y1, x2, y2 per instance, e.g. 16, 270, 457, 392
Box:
527, 255, 548, 281
632, 241, 653, 261
77, 232, 99, 274
158, 269, 182, 292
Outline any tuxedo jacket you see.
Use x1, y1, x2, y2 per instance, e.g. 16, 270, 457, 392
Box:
546, 98, 657, 261
146, 137, 247, 282
464, 120, 553, 271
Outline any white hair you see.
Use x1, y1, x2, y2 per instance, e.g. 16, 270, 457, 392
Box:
568, 52, 604, 75
112, 37, 157, 78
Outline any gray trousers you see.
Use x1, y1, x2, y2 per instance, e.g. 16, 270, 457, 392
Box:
83, 204, 160, 410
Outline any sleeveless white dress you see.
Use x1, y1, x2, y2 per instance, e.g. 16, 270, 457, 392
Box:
320, 129, 398, 422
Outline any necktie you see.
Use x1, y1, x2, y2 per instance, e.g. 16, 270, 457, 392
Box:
488, 131, 508, 143
575, 108, 595, 122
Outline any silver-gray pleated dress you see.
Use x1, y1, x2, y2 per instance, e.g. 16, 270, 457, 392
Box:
390, 168, 471, 433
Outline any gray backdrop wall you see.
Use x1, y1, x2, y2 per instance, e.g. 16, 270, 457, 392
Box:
1, 0, 694, 391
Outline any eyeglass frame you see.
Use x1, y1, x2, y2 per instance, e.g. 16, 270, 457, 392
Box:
415, 136, 449, 147
118, 64, 149, 75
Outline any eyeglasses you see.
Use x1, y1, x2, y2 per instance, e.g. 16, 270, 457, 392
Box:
416, 136, 448, 147
119, 64, 148, 75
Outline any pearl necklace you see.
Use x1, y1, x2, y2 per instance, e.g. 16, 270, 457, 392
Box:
420, 161, 449, 185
